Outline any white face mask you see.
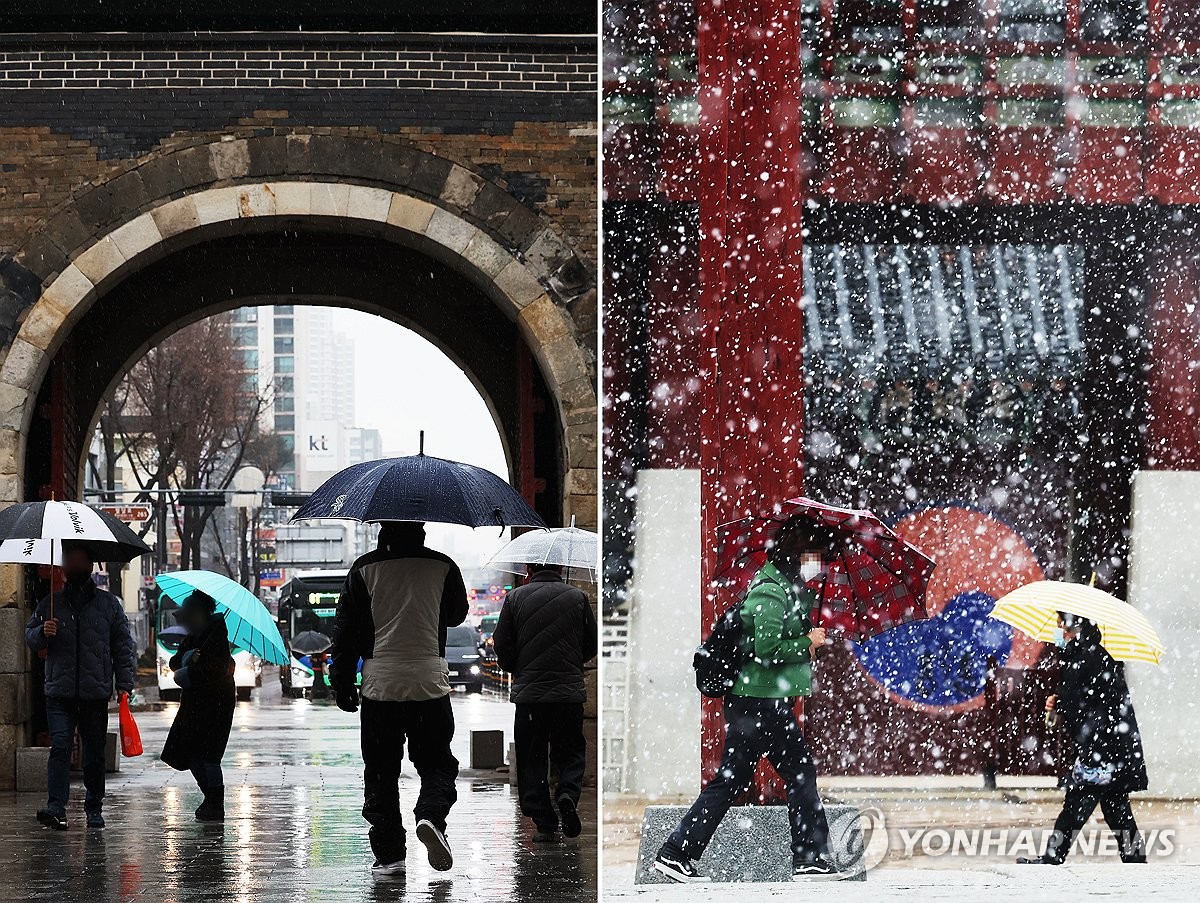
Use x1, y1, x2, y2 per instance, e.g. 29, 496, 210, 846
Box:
799, 559, 823, 583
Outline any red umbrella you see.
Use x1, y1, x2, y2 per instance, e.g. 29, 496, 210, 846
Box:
714, 497, 937, 641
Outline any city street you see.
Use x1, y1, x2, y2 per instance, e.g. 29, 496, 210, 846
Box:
0, 682, 596, 902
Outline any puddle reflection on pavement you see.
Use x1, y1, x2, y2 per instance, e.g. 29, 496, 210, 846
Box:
0, 686, 596, 902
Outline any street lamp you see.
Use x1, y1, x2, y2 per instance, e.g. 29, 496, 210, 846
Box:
231, 466, 266, 590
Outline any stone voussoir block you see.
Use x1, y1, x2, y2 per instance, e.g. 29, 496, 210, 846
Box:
424, 207, 477, 255
494, 261, 547, 310
72, 236, 128, 287
518, 293, 574, 344
347, 184, 394, 223
234, 183, 277, 218
311, 182, 352, 218
273, 182, 312, 217
108, 214, 164, 262
386, 193, 436, 235
208, 137, 252, 182
0, 338, 48, 392
136, 153, 187, 203
192, 186, 242, 226
245, 134, 289, 179
440, 165, 485, 212
149, 195, 202, 240
0, 384, 27, 430
522, 228, 577, 282
461, 230, 513, 279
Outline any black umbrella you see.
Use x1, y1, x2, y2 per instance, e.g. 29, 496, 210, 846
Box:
290, 630, 333, 655
290, 434, 546, 530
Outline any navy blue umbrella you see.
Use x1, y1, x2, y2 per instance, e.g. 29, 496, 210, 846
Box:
289, 438, 547, 530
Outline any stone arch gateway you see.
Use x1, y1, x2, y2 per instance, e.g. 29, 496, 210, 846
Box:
0, 134, 597, 588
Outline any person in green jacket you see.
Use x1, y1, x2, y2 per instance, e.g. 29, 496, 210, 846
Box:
654, 518, 839, 882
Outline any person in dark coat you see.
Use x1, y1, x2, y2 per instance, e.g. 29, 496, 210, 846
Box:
332, 521, 469, 877
24, 542, 135, 831
1018, 613, 1148, 864
492, 565, 597, 842
160, 590, 236, 822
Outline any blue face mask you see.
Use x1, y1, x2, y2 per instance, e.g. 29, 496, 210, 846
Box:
1053, 627, 1067, 648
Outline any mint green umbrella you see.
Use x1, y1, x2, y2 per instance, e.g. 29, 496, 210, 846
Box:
156, 570, 289, 665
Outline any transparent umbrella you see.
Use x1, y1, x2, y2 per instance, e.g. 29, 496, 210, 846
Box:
487, 517, 598, 583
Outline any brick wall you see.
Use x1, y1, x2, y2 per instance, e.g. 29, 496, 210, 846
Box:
0, 41, 595, 93
0, 33, 597, 265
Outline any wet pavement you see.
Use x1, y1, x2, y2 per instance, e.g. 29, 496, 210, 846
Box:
0, 682, 596, 902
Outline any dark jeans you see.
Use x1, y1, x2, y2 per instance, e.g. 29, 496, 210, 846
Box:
514, 701, 587, 832
189, 759, 224, 791
45, 696, 109, 817
1046, 787, 1145, 863
665, 695, 829, 861
360, 694, 459, 863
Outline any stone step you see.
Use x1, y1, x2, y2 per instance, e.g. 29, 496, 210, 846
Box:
634, 803, 869, 883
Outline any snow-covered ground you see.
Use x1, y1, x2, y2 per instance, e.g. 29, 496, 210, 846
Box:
604, 787, 1200, 901
603, 865, 1200, 902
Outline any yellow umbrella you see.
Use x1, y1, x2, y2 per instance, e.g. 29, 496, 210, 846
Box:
990, 580, 1165, 666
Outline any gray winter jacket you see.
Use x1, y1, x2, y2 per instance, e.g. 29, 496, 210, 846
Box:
24, 578, 136, 701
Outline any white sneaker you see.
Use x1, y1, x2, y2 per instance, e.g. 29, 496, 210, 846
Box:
416, 819, 453, 872
371, 859, 406, 877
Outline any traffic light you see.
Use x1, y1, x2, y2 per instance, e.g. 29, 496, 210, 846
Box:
177, 490, 226, 507
269, 491, 311, 508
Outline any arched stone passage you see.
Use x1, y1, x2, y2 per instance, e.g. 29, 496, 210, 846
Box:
0, 137, 597, 566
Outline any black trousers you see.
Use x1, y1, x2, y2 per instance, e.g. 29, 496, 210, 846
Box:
665, 695, 829, 861
360, 694, 459, 863
514, 701, 587, 832
1046, 786, 1145, 863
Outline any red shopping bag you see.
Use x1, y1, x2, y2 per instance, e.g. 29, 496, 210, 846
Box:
118, 694, 143, 757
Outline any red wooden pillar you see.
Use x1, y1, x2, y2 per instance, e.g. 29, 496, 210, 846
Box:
697, 0, 808, 783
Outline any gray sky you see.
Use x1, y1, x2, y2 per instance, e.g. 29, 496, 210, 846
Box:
329, 308, 513, 571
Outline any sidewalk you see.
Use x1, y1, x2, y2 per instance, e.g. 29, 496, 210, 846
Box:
604, 791, 1200, 901
0, 687, 597, 902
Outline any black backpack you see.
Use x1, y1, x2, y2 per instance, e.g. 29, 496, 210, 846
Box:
693, 600, 745, 698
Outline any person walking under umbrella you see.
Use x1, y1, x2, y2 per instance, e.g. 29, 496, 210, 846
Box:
654, 518, 841, 882
493, 563, 597, 842
331, 521, 469, 878
23, 542, 136, 831
1017, 612, 1148, 865
160, 590, 236, 822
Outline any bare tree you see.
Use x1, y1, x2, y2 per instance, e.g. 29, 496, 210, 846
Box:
108, 313, 270, 571
243, 429, 291, 487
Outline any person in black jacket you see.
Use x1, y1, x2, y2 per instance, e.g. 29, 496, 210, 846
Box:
332, 521, 469, 877
160, 590, 236, 822
23, 542, 135, 831
492, 565, 597, 842
1018, 613, 1148, 865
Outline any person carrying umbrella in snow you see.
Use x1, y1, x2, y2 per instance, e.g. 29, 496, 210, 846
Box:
160, 590, 236, 822
23, 541, 136, 831
331, 521, 469, 878
493, 563, 597, 842
1017, 611, 1148, 865
654, 517, 841, 882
